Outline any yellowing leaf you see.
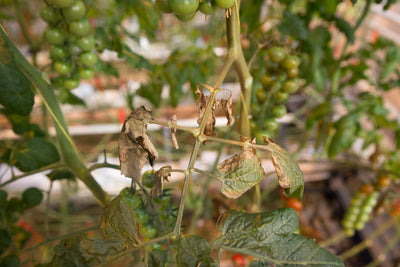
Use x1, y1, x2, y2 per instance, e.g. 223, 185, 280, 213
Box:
119, 106, 158, 184
264, 137, 304, 198
217, 150, 265, 199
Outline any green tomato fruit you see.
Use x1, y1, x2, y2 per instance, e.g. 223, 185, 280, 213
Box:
199, 0, 215, 15
156, 0, 173, 13
52, 0, 75, 8
286, 67, 299, 78
274, 91, 289, 103
40, 6, 59, 24
261, 74, 274, 86
139, 224, 157, 239
256, 88, 267, 103
271, 105, 287, 118
175, 11, 196, 21
282, 55, 301, 70
75, 35, 95, 51
45, 28, 66, 45
64, 78, 80, 90
69, 19, 91, 37
169, 0, 199, 15
79, 68, 94, 79
50, 45, 68, 60
264, 118, 279, 131
63, 1, 86, 21
215, 0, 235, 9
134, 209, 150, 224
282, 78, 299, 93
54, 62, 71, 75
80, 51, 98, 67
267, 46, 286, 63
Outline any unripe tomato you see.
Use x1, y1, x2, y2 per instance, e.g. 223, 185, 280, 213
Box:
282, 55, 301, 70
261, 74, 274, 86
274, 91, 289, 103
267, 46, 286, 63
46, 28, 66, 45
50, 45, 68, 60
79, 68, 94, 79
286, 198, 303, 211
175, 11, 196, 21
215, 0, 235, 9
198, 0, 215, 15
256, 88, 267, 103
156, 0, 173, 13
271, 105, 287, 118
52, 0, 75, 8
360, 184, 375, 195
54, 62, 71, 74
377, 176, 391, 188
282, 78, 299, 93
75, 35, 95, 51
286, 68, 299, 78
264, 118, 279, 131
69, 19, 91, 37
40, 6, 59, 24
63, 1, 86, 21
80, 52, 98, 67
64, 78, 80, 90
169, 0, 199, 15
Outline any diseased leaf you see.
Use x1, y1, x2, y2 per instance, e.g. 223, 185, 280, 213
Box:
150, 166, 171, 198
217, 149, 265, 199
45, 233, 123, 267
177, 235, 216, 267
119, 106, 158, 183
263, 138, 304, 198
212, 209, 344, 267
100, 196, 138, 245
196, 87, 216, 137
14, 137, 61, 172
169, 115, 179, 149
148, 250, 168, 267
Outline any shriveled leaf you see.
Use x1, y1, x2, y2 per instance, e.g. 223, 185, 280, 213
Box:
212, 209, 344, 267
263, 138, 304, 198
14, 137, 60, 172
150, 166, 171, 198
177, 235, 216, 267
217, 150, 265, 199
45, 233, 123, 267
217, 89, 233, 126
169, 115, 179, 149
100, 196, 138, 245
119, 106, 158, 183
196, 87, 216, 137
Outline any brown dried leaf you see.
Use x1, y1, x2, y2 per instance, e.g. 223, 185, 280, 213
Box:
169, 115, 179, 149
119, 106, 158, 184
220, 95, 233, 126
196, 87, 216, 137
150, 166, 171, 198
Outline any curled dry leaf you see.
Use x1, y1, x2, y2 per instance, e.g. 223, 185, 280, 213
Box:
169, 115, 179, 149
119, 106, 158, 184
263, 136, 304, 198
150, 166, 171, 198
217, 148, 265, 199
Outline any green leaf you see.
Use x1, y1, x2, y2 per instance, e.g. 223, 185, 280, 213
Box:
22, 187, 43, 208
0, 228, 12, 255
0, 254, 20, 267
177, 235, 216, 267
14, 138, 60, 172
250, 261, 274, 267
0, 190, 7, 206
0, 109, 45, 137
278, 11, 308, 40
148, 250, 168, 267
57, 89, 86, 106
306, 103, 331, 129
123, 45, 154, 71
264, 140, 304, 198
47, 233, 123, 267
217, 150, 265, 199
47, 168, 76, 181
328, 127, 357, 159
137, 81, 163, 107
239, 0, 264, 30
333, 17, 354, 43
0, 32, 34, 116
212, 209, 344, 267
380, 46, 400, 79
100, 196, 138, 245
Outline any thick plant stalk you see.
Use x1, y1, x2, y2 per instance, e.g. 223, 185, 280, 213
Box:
0, 25, 110, 207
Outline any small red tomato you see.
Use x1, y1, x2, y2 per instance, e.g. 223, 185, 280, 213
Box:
360, 184, 375, 195
232, 253, 245, 267
286, 198, 303, 212
377, 176, 391, 188
280, 188, 289, 200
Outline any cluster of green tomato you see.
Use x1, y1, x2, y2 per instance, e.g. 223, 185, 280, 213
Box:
155, 0, 235, 21
40, 0, 97, 90
250, 46, 301, 136
341, 184, 380, 236
119, 171, 177, 240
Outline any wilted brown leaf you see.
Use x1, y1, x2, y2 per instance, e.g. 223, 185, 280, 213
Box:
150, 166, 171, 198
119, 106, 158, 184
169, 115, 179, 149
